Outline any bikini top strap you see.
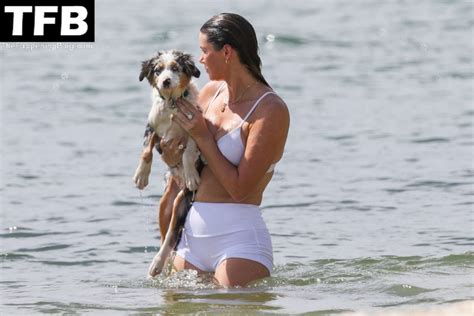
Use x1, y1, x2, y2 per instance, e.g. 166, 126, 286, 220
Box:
204, 82, 226, 115
241, 91, 277, 123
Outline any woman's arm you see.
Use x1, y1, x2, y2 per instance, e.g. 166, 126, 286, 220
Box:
174, 96, 290, 201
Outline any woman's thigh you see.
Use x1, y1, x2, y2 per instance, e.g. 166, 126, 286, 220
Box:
214, 258, 270, 287
173, 254, 207, 274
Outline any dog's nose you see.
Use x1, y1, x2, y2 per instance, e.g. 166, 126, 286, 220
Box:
163, 78, 171, 87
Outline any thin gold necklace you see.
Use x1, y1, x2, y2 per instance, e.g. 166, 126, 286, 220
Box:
222, 81, 258, 112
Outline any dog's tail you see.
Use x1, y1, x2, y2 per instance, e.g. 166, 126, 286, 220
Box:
173, 159, 205, 250
173, 189, 192, 250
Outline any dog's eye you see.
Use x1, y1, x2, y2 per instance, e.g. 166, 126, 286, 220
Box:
154, 68, 162, 75
171, 65, 179, 72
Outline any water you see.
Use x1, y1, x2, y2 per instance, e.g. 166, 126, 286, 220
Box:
1, 0, 473, 314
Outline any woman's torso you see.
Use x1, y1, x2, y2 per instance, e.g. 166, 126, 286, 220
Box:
194, 81, 278, 205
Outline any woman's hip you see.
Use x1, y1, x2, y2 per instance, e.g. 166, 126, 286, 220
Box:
184, 201, 268, 237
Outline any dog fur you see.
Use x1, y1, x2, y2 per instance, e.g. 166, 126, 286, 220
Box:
132, 50, 201, 277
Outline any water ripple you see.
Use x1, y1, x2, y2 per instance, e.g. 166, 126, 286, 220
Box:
16, 244, 71, 252
405, 180, 471, 189
261, 201, 317, 210
1, 253, 35, 261
0, 229, 76, 239
38, 259, 112, 266
411, 137, 451, 143
385, 284, 435, 297
112, 200, 141, 206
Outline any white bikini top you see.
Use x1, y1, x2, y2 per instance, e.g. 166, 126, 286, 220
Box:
208, 83, 277, 173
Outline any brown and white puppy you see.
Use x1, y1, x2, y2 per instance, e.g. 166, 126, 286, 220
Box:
132, 50, 201, 277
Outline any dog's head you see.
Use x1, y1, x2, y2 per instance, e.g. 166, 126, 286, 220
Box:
139, 50, 200, 99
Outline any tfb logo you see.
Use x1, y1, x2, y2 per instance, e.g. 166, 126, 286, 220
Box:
1, 0, 94, 42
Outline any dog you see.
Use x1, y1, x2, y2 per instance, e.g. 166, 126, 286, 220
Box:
132, 50, 202, 277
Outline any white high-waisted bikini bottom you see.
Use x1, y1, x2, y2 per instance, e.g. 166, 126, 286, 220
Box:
175, 202, 273, 273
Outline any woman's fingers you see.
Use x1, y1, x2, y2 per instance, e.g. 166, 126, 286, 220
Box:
173, 99, 208, 139
160, 136, 185, 151
176, 98, 194, 111
160, 141, 182, 167
160, 137, 170, 149
176, 136, 186, 149
171, 112, 186, 125
176, 99, 200, 119
171, 137, 186, 152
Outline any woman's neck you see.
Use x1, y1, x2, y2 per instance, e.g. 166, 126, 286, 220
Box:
224, 67, 258, 102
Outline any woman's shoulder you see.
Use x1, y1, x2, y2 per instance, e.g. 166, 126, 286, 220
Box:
198, 81, 225, 106
264, 90, 286, 107
257, 89, 289, 120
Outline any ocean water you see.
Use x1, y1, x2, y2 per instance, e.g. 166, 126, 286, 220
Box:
1, 0, 473, 314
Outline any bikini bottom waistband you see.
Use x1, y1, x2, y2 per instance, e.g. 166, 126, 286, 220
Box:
184, 201, 268, 237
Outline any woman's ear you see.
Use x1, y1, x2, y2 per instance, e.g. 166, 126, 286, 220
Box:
223, 44, 233, 63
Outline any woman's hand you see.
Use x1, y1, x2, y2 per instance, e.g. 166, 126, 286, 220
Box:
160, 137, 186, 167
173, 98, 210, 141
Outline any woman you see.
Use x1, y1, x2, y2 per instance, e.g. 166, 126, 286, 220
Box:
158, 13, 289, 287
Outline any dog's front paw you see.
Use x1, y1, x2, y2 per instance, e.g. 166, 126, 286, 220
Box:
133, 161, 152, 190
184, 168, 200, 191
147, 251, 167, 278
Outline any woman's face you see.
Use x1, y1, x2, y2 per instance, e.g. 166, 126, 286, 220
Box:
199, 32, 226, 80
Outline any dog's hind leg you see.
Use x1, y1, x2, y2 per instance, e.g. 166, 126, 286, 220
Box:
148, 189, 190, 277
158, 174, 179, 242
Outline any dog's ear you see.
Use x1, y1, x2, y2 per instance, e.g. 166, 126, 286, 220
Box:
139, 51, 163, 83
177, 52, 201, 78
139, 59, 153, 83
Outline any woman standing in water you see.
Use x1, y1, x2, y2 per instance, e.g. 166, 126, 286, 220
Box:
158, 13, 289, 287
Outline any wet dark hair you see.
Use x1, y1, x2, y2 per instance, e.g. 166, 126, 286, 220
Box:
200, 13, 270, 87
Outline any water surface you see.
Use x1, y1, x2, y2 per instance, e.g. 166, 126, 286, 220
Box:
1, 0, 473, 314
